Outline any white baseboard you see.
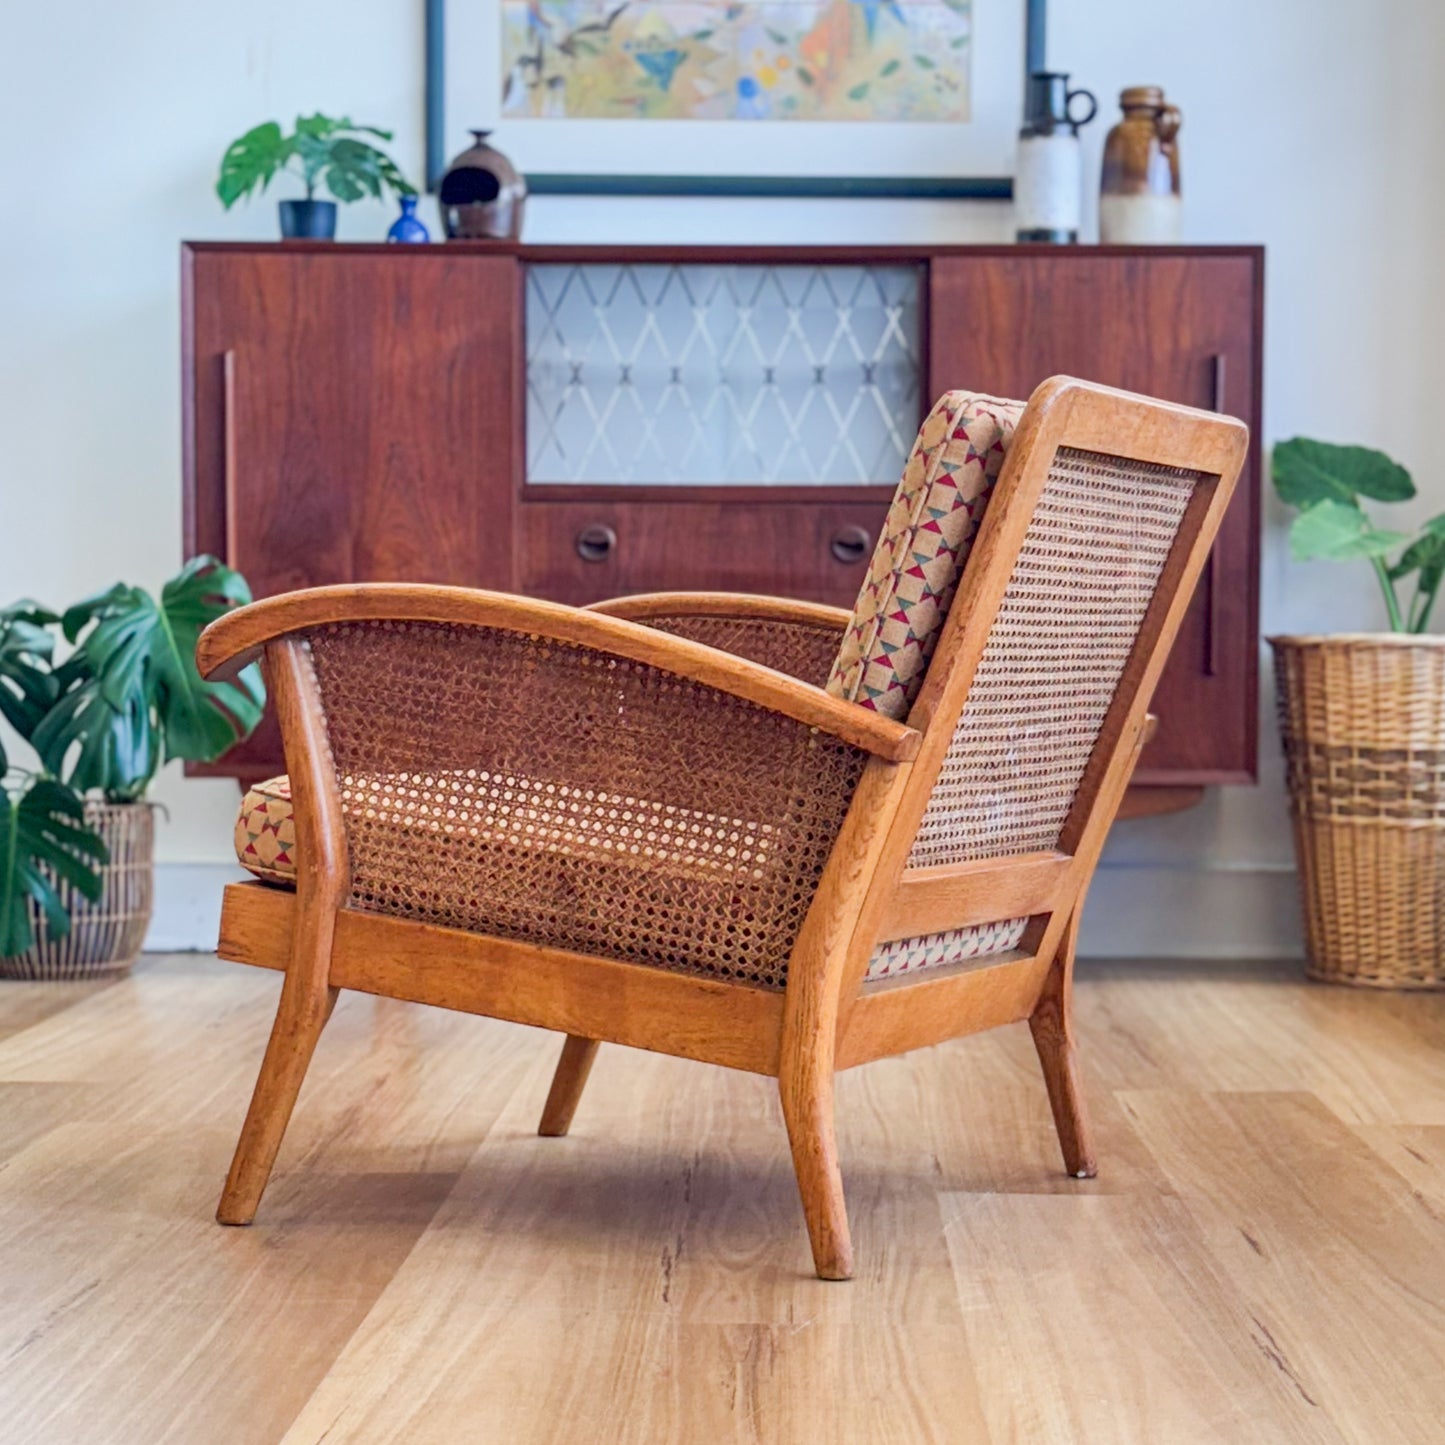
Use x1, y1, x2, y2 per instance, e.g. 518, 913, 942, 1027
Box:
145, 863, 247, 953
1082, 861, 1303, 959
146, 860, 1305, 960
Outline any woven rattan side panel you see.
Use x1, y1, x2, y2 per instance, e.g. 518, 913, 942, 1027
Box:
640, 615, 843, 687
303, 620, 866, 988
909, 447, 1202, 868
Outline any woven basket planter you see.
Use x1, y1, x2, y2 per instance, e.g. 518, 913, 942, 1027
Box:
0, 802, 154, 980
1270, 635, 1445, 989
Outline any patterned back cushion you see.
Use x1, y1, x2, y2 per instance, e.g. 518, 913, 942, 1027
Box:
826, 391, 1024, 719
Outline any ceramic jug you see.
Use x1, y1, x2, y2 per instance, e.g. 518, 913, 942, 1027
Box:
1099, 87, 1182, 244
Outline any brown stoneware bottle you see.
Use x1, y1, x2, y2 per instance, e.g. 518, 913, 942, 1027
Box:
1099, 86, 1181, 244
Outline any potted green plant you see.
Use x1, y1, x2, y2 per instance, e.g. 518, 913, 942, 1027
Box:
216, 113, 415, 239
1269, 438, 1445, 989
0, 557, 263, 978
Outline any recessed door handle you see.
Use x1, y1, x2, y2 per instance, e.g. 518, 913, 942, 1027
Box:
830, 526, 872, 565
575, 523, 617, 563
1204, 352, 1226, 676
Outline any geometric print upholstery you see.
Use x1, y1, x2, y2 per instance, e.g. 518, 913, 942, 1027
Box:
867, 917, 1029, 981
826, 391, 1024, 720
234, 775, 296, 885
828, 389, 1030, 980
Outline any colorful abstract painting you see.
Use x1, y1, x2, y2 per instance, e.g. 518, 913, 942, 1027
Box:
500, 1, 973, 122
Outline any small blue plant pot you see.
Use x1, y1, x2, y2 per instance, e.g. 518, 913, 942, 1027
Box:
278, 200, 337, 239
387, 196, 431, 244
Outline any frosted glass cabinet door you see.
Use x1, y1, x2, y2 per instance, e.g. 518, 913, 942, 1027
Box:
525, 262, 923, 486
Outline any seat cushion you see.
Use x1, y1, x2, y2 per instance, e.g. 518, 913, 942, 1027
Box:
233, 776, 1026, 981
235, 776, 296, 884
826, 390, 1024, 721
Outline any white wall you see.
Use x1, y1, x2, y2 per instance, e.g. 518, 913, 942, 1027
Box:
2, 0, 1441, 956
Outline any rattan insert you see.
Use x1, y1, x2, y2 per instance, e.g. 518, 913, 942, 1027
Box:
909, 446, 1202, 868
303, 620, 867, 989
640, 613, 843, 687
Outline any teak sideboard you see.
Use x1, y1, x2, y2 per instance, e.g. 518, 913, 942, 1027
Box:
181, 241, 1263, 809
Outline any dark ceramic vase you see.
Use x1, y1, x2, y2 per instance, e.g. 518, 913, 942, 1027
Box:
386, 195, 431, 244
278, 199, 338, 239
439, 130, 526, 240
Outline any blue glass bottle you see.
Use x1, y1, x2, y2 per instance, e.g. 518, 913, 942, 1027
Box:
387, 195, 430, 244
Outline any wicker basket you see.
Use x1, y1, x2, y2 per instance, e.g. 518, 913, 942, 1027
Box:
0, 801, 154, 980
1270, 635, 1445, 989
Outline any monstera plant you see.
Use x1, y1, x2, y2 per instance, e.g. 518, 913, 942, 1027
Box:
0, 557, 262, 973
217, 113, 415, 239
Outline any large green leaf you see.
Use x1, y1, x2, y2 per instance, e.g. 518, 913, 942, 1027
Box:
0, 779, 107, 958
0, 601, 59, 741
216, 121, 291, 209
322, 136, 415, 202
33, 557, 264, 800
1273, 437, 1415, 509
1388, 512, 1445, 583
1289, 499, 1411, 563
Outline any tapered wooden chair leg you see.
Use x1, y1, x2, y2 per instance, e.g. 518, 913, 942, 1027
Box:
779, 1065, 853, 1280
1029, 912, 1097, 1180
217, 979, 339, 1224
538, 1035, 599, 1137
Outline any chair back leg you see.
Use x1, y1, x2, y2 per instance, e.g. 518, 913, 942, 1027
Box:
538, 1035, 601, 1137
1028, 907, 1098, 1179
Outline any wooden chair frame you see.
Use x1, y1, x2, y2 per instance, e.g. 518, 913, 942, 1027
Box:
199, 378, 1247, 1279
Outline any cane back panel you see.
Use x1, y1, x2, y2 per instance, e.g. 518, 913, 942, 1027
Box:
910, 446, 1206, 869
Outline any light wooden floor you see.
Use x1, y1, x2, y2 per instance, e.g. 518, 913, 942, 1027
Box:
0, 955, 1442, 1444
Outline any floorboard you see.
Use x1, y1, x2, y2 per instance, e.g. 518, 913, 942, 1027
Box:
0, 954, 1440, 1444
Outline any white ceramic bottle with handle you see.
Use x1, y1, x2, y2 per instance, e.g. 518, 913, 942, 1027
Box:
1014, 72, 1097, 244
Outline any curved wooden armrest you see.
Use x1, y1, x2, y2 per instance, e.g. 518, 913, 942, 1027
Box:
587, 592, 852, 632
197, 584, 919, 763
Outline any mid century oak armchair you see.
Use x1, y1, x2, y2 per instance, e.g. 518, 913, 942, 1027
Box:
201, 377, 1247, 1279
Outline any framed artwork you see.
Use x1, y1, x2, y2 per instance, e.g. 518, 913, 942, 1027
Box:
427, 0, 1045, 196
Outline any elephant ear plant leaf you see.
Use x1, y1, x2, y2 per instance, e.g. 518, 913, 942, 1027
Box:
1, 556, 263, 957
1273, 438, 1445, 633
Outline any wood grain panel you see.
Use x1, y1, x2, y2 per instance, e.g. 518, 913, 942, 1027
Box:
518, 498, 887, 609
928, 252, 1262, 784
217, 882, 787, 1076
184, 247, 522, 778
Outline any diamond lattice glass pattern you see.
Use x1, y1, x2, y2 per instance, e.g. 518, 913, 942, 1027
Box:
526, 263, 923, 485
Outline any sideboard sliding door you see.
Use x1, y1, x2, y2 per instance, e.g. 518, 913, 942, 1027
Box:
183, 247, 521, 776
929, 253, 1261, 785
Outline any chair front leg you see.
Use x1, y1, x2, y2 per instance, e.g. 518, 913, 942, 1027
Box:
1028, 906, 1097, 1179
217, 637, 346, 1225
778, 1033, 852, 1281
217, 905, 339, 1224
